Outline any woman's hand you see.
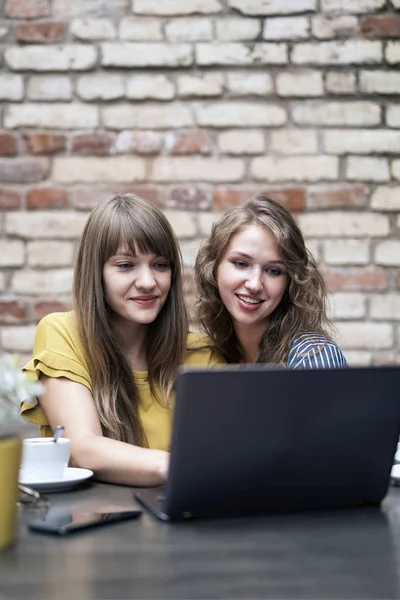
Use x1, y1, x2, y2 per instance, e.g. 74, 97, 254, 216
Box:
38, 375, 171, 487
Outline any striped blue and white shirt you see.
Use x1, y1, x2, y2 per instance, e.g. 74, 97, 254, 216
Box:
286, 333, 347, 370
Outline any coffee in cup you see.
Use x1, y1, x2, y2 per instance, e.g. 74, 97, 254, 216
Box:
20, 437, 70, 481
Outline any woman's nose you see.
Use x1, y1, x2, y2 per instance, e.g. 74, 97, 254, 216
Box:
244, 271, 263, 293
135, 267, 156, 289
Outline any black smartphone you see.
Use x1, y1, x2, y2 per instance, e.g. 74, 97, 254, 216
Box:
28, 505, 142, 536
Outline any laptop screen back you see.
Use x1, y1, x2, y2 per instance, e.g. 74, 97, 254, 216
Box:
163, 366, 400, 520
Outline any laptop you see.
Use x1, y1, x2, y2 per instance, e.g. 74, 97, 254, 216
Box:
134, 365, 400, 521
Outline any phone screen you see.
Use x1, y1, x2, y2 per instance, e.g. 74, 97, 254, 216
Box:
29, 506, 142, 535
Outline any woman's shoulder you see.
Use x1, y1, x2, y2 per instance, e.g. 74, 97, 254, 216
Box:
33, 310, 80, 352
28, 310, 85, 367
287, 333, 347, 369
184, 332, 226, 366
186, 332, 212, 350
37, 310, 76, 331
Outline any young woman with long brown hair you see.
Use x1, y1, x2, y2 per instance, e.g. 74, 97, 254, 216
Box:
22, 194, 222, 486
195, 194, 347, 368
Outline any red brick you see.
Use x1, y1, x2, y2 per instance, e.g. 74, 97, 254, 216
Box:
264, 188, 305, 212
360, 15, 400, 38
0, 300, 28, 324
5, 0, 50, 18
214, 187, 305, 211
69, 185, 162, 210
72, 133, 114, 156
322, 267, 388, 292
308, 185, 367, 208
119, 185, 162, 206
34, 300, 71, 319
214, 188, 256, 209
16, 21, 66, 42
0, 187, 20, 209
25, 133, 65, 155
26, 187, 68, 209
167, 185, 213, 210
0, 133, 17, 156
166, 130, 211, 155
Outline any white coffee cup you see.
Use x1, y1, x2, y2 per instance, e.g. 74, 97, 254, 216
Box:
20, 437, 70, 481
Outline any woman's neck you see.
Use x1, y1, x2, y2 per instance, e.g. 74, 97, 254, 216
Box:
235, 322, 267, 364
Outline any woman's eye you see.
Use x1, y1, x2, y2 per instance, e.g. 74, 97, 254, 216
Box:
266, 268, 281, 277
154, 262, 170, 271
118, 263, 133, 270
232, 260, 248, 269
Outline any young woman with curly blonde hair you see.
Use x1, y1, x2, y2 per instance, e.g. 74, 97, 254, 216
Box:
195, 194, 347, 369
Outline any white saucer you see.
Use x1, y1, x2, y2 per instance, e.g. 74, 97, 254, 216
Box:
19, 467, 93, 492
391, 464, 400, 484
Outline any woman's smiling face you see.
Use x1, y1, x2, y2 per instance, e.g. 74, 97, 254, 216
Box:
216, 224, 288, 338
103, 246, 172, 330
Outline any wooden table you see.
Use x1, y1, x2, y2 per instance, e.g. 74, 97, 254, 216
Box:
1, 481, 400, 600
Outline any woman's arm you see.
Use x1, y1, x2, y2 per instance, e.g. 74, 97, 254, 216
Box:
38, 375, 169, 486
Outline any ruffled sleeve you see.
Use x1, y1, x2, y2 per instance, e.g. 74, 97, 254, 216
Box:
21, 312, 91, 429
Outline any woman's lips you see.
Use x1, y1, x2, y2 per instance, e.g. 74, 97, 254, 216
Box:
131, 295, 158, 306
235, 294, 264, 312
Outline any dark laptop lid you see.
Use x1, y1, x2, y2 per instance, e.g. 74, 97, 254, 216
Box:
162, 365, 400, 520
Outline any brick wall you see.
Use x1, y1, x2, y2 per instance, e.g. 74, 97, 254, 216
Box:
0, 0, 400, 365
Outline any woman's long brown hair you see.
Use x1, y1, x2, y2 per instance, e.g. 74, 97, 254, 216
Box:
73, 194, 188, 446
195, 195, 333, 365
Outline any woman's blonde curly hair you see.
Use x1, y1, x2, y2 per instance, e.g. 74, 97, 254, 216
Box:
195, 194, 333, 364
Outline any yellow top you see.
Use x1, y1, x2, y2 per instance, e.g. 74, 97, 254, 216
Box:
21, 311, 224, 451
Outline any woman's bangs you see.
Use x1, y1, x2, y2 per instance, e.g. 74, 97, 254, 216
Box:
117, 213, 176, 264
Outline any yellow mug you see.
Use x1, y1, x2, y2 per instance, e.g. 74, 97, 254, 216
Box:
0, 437, 22, 550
